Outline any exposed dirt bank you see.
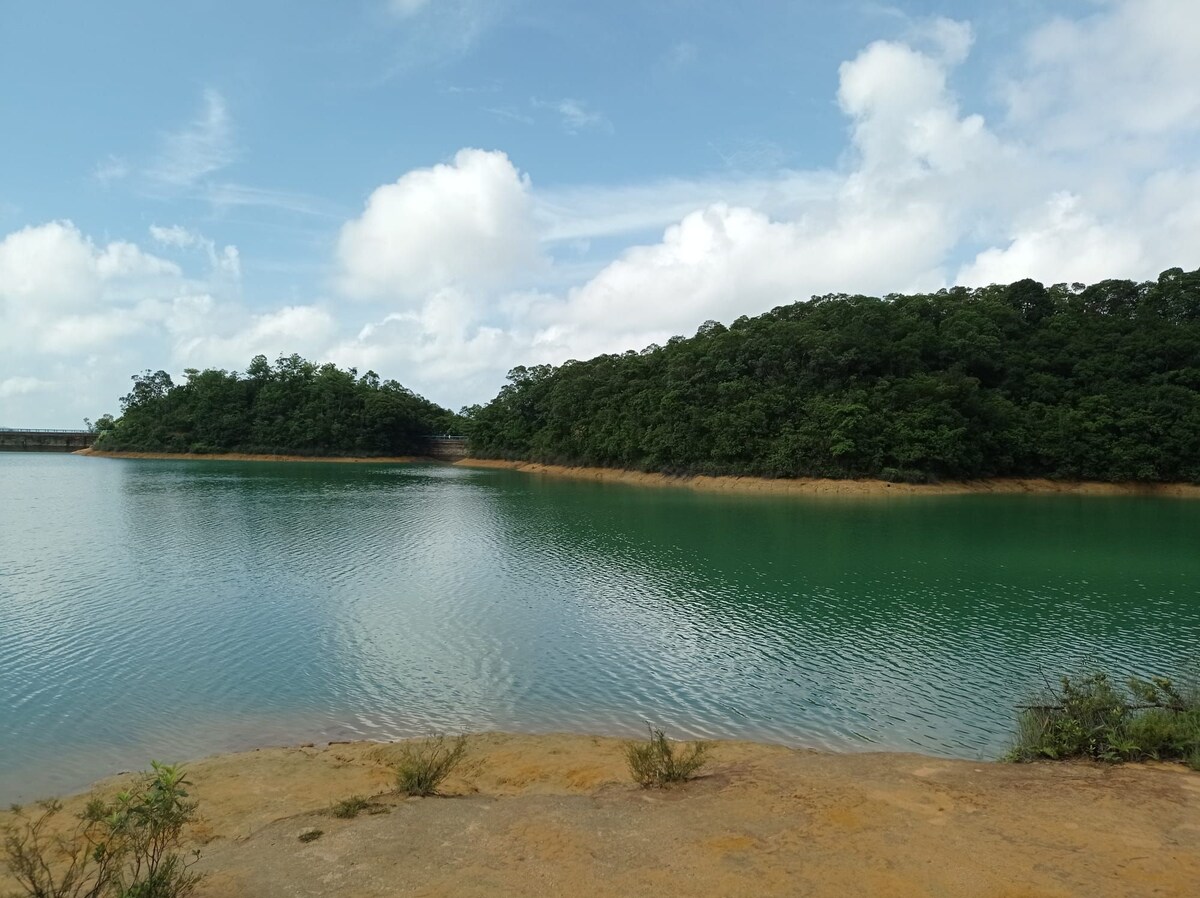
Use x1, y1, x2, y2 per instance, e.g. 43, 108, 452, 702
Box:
457, 458, 1200, 499
75, 448, 428, 464
3, 734, 1197, 897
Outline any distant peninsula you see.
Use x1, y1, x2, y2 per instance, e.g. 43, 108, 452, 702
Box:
91, 353, 458, 458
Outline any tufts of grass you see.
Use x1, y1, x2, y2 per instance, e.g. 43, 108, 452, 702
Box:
328, 795, 387, 819
392, 735, 469, 797
298, 829, 323, 843
1007, 670, 1200, 767
625, 726, 710, 788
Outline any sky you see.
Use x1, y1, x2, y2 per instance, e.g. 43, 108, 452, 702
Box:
2, 0, 1199, 426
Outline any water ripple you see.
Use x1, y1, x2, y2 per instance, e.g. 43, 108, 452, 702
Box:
2, 456, 1199, 802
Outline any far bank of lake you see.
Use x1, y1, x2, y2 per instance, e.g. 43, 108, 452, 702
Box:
455, 458, 1200, 498
77, 448, 1200, 498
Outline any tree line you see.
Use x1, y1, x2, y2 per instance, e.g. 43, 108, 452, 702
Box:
463, 268, 1200, 484
94, 353, 458, 456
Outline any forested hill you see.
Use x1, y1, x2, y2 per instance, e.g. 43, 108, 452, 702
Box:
465, 268, 1200, 484
94, 354, 458, 456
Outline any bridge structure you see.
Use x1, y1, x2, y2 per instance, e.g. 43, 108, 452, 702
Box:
0, 428, 97, 453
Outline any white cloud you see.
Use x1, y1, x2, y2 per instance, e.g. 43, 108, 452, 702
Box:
93, 155, 129, 186
535, 98, 612, 135
837, 36, 1000, 180
203, 183, 333, 216
912, 17, 973, 66
0, 221, 179, 317
330, 287, 520, 402
0, 376, 51, 399
957, 192, 1144, 287
0, 221, 244, 424
336, 148, 542, 301
485, 106, 535, 125
149, 224, 199, 249
533, 170, 839, 243
1005, 0, 1200, 152
174, 305, 337, 371
149, 224, 242, 279
147, 89, 235, 189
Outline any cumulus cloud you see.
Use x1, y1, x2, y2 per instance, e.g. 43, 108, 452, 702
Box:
1005, 0, 1200, 152
526, 200, 948, 361
0, 221, 248, 424
174, 305, 337, 371
336, 148, 542, 301
0, 221, 179, 320
957, 193, 1144, 287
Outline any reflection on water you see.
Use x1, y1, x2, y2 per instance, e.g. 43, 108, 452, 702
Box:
1, 453, 1198, 801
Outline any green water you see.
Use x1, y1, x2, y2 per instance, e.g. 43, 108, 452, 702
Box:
1, 453, 1198, 801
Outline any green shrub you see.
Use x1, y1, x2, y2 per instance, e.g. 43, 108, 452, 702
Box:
2, 761, 202, 898
1008, 671, 1200, 766
625, 727, 710, 788
391, 735, 469, 797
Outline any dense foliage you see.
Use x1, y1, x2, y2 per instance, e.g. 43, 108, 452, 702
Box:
466, 268, 1200, 483
95, 354, 457, 456
1008, 671, 1200, 769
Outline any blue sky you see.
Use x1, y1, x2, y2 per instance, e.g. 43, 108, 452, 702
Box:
2, 0, 1199, 425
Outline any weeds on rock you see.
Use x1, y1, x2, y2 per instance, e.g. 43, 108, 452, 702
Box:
2, 761, 202, 898
625, 726, 710, 788
1008, 671, 1200, 768
391, 735, 469, 797
328, 796, 387, 819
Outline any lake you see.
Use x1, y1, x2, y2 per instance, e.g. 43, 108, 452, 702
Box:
2, 452, 1198, 802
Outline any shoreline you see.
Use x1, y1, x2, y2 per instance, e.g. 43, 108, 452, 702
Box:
75, 448, 430, 464
70, 449, 1200, 497
3, 733, 1195, 897
456, 457, 1200, 498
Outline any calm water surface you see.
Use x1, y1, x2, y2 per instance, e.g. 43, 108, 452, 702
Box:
2, 453, 1198, 801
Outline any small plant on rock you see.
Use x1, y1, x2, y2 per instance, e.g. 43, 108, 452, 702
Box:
2, 761, 202, 898
391, 735, 469, 797
328, 796, 387, 819
625, 726, 710, 788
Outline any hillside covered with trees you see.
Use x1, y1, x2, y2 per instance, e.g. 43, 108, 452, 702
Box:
465, 268, 1200, 484
94, 354, 457, 456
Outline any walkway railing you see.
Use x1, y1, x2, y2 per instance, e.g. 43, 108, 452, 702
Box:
0, 427, 93, 435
